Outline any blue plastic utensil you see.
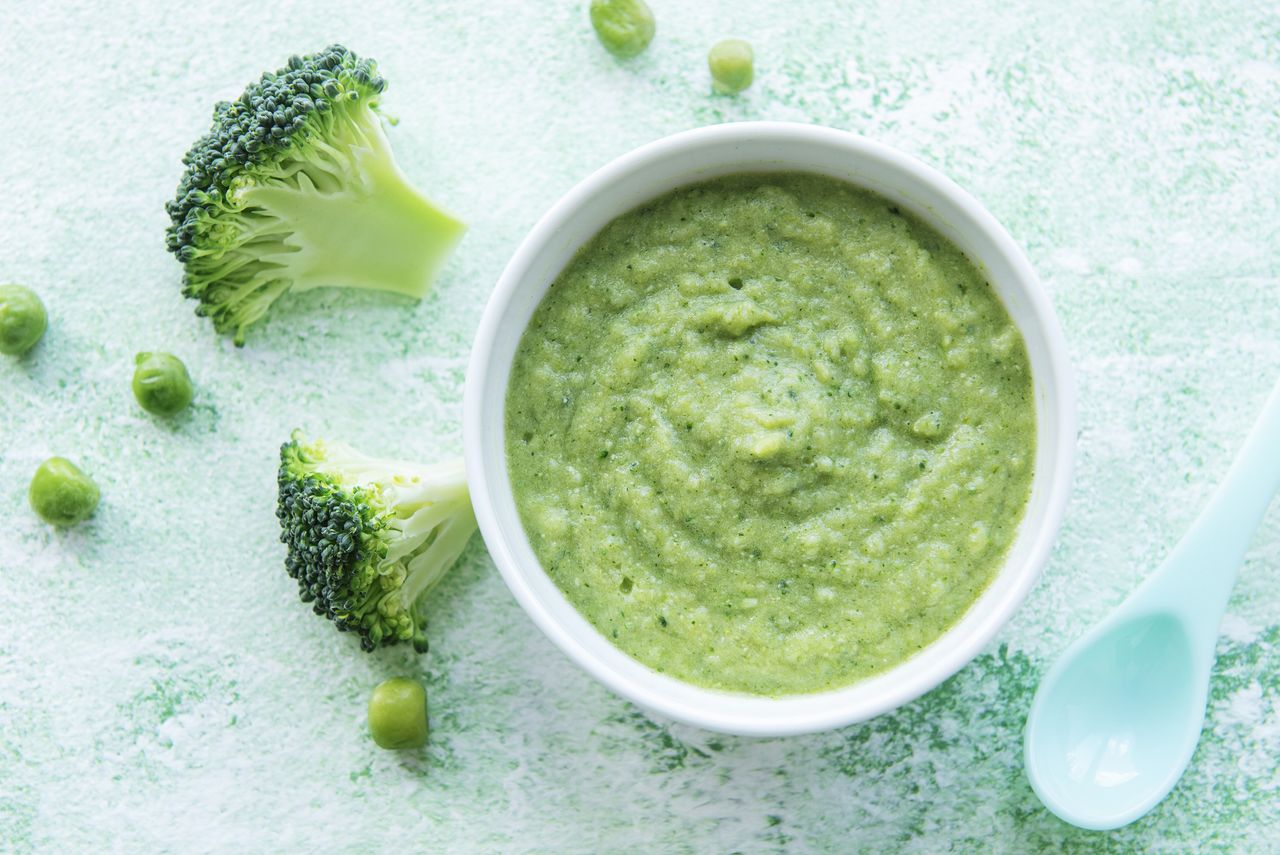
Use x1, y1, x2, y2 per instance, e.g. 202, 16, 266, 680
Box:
1024, 379, 1280, 830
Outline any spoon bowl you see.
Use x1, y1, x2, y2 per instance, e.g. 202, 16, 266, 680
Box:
1026, 612, 1202, 829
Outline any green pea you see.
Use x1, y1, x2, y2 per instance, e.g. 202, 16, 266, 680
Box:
708, 38, 754, 94
368, 677, 428, 750
29, 457, 100, 527
132, 352, 194, 417
0, 284, 48, 356
590, 0, 655, 59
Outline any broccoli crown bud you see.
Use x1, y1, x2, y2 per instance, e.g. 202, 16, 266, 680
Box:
165, 45, 463, 344
276, 431, 475, 653
166, 45, 383, 255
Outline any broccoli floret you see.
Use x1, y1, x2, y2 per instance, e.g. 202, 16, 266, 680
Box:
165, 45, 465, 345
276, 431, 476, 652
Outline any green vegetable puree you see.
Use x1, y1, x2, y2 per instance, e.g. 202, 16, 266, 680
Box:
505, 173, 1035, 696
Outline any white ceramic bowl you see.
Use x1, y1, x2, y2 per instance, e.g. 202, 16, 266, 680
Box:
464, 122, 1075, 736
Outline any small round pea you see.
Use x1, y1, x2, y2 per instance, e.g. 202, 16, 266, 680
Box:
0, 284, 48, 356
132, 352, 194, 417
29, 457, 100, 527
590, 0, 655, 59
708, 38, 755, 94
368, 677, 428, 750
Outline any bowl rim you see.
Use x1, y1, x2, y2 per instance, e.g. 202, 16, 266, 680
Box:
464, 121, 1076, 736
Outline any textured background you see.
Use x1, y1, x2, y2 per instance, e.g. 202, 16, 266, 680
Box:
1, 1, 1277, 852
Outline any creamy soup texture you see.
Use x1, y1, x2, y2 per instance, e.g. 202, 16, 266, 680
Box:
505, 172, 1035, 695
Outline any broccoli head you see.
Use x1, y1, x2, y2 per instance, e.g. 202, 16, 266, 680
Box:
276, 431, 476, 652
165, 45, 465, 344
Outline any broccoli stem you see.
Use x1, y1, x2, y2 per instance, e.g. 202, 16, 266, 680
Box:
403, 505, 477, 605
236, 111, 465, 300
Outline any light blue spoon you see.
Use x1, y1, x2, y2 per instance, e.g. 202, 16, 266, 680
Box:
1025, 379, 1280, 830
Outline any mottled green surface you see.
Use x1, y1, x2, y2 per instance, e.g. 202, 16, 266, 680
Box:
0, 1, 1276, 852
507, 173, 1035, 696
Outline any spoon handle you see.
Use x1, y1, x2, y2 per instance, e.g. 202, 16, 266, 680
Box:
1149, 378, 1280, 640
